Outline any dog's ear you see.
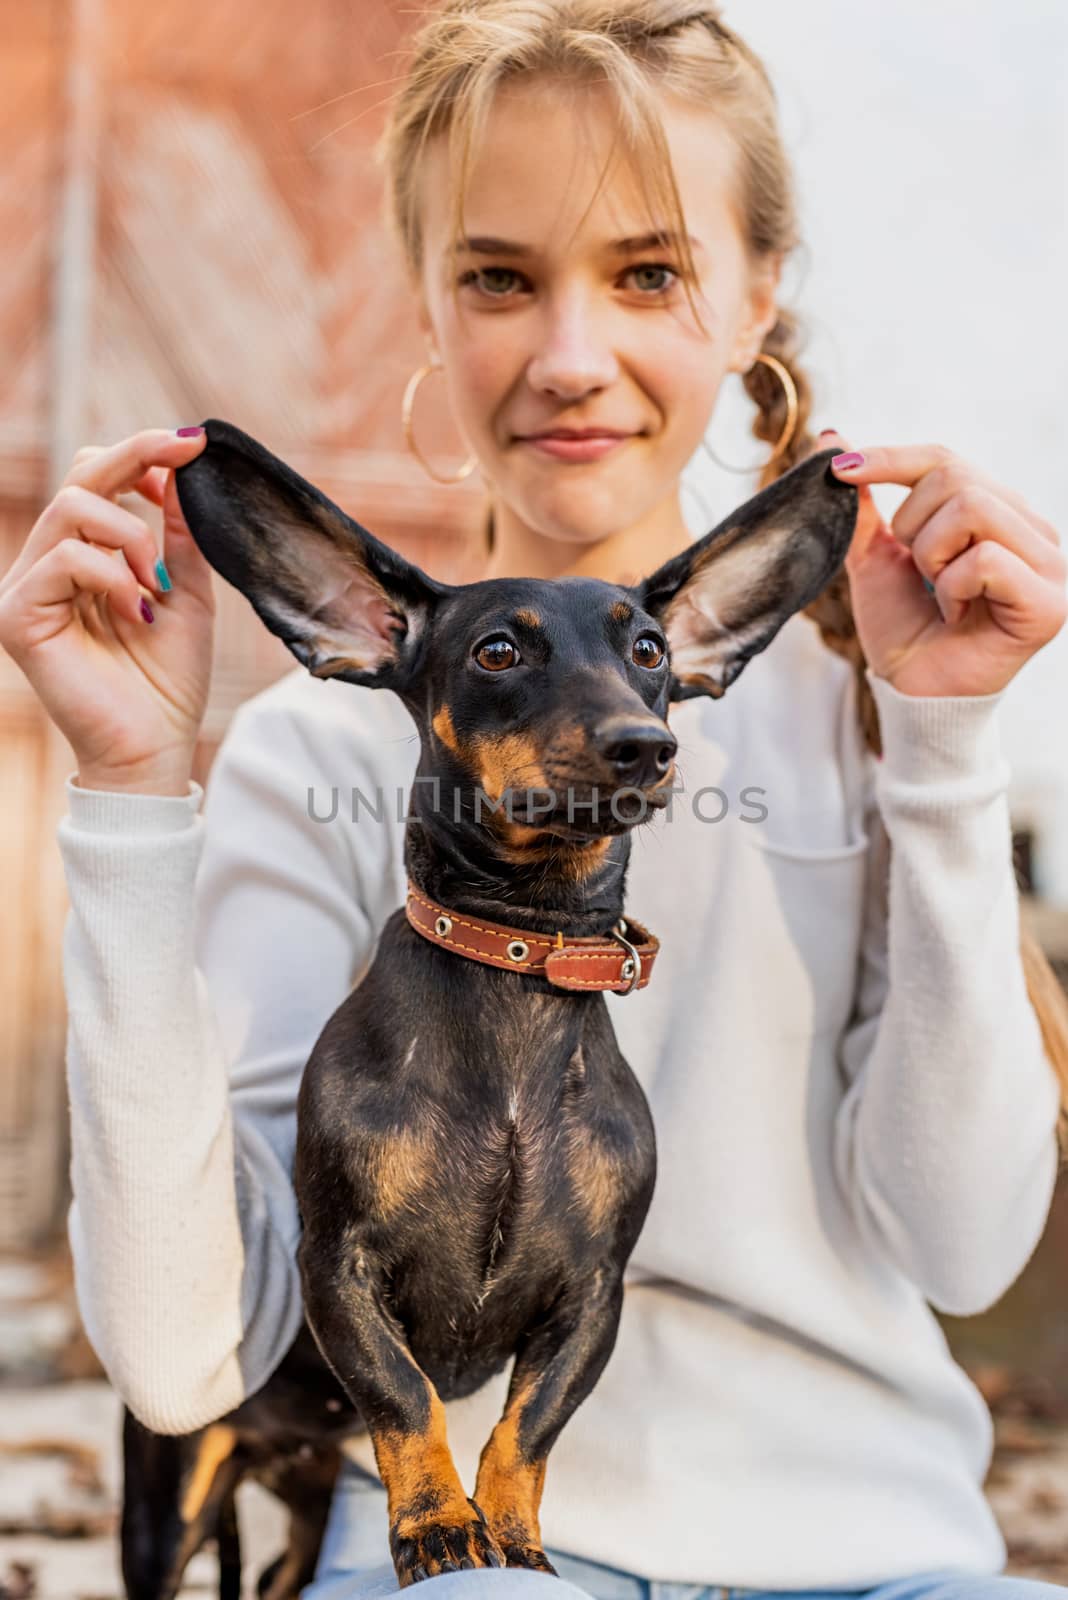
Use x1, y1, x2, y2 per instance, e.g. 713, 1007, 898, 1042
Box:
174, 418, 449, 691
634, 448, 858, 701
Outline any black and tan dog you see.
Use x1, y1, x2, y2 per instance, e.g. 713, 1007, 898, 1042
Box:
120, 421, 855, 1598
121, 1322, 355, 1600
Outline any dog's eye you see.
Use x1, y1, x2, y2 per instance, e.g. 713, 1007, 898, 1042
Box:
632, 634, 665, 669
474, 638, 520, 671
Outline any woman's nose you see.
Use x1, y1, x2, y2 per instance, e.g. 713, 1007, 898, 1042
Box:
525, 296, 619, 398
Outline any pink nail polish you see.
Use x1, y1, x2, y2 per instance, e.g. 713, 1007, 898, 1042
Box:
831, 452, 865, 471
818, 429, 837, 440
176, 425, 205, 437
140, 598, 155, 623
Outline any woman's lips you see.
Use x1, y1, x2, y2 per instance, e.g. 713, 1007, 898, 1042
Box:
520, 434, 634, 462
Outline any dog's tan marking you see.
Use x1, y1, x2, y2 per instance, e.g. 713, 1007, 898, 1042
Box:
309, 653, 378, 679
564, 1122, 621, 1236
179, 1424, 238, 1525
610, 600, 634, 624
473, 1372, 547, 1548
513, 608, 541, 630
672, 670, 725, 698
374, 1390, 473, 1539
469, 732, 547, 803
432, 704, 461, 754
373, 1127, 433, 1219
495, 825, 613, 879
542, 722, 587, 764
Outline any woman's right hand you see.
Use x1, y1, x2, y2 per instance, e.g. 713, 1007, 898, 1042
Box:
0, 427, 216, 795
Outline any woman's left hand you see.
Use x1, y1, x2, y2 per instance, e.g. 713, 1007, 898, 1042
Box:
818, 429, 1067, 697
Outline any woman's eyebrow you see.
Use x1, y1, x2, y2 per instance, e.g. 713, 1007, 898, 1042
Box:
448, 230, 704, 258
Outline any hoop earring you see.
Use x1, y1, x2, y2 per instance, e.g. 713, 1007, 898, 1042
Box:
700, 352, 799, 475
402, 362, 479, 485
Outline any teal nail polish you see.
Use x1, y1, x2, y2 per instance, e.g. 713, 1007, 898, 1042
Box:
922, 576, 936, 596
155, 558, 172, 592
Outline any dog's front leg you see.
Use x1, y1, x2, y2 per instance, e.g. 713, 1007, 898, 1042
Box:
298, 1229, 506, 1586
473, 1266, 624, 1572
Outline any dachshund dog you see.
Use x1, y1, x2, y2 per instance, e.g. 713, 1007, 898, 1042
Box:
118, 421, 855, 1598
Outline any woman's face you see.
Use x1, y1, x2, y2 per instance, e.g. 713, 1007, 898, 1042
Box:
414, 76, 780, 553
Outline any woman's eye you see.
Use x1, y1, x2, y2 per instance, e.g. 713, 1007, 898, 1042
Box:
459, 267, 522, 298
627, 263, 679, 295
457, 263, 679, 300
632, 634, 665, 669
474, 638, 520, 671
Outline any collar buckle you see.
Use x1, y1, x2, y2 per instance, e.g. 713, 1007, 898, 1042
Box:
610, 919, 642, 995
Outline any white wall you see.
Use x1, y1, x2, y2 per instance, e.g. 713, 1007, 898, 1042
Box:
681, 0, 1068, 901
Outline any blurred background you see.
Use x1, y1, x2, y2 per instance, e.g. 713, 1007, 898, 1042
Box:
1, 0, 1066, 1594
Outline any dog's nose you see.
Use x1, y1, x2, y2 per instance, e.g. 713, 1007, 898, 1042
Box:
593, 717, 677, 788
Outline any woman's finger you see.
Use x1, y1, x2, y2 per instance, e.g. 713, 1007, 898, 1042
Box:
0, 538, 147, 656
126, 465, 169, 508
60, 427, 205, 501
64, 446, 165, 507
832, 442, 1061, 548
815, 430, 890, 572
909, 487, 1067, 587
888, 461, 1060, 553
156, 470, 217, 608
3, 485, 165, 595
6, 430, 205, 594
935, 539, 1068, 640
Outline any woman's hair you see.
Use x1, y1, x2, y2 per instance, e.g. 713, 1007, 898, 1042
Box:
375, 0, 1068, 1154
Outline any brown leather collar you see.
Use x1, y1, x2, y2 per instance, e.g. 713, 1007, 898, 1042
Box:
405, 883, 658, 995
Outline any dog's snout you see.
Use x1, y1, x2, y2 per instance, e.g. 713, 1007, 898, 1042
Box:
593, 717, 677, 787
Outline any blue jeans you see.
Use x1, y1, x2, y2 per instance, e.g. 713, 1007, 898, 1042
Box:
299, 1460, 1067, 1600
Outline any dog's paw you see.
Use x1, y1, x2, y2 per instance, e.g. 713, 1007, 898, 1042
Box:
499, 1540, 558, 1575
476, 1506, 557, 1576
391, 1499, 506, 1585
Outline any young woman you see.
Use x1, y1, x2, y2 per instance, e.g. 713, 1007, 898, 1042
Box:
2, 4, 1068, 1599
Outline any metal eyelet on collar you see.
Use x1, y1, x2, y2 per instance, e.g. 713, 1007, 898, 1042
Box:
435, 914, 453, 937
506, 939, 529, 963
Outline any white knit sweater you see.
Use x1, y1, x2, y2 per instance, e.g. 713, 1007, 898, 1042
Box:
56, 609, 1060, 1589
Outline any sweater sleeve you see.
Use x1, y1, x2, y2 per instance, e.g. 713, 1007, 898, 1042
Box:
832, 666, 1061, 1317
58, 686, 388, 1434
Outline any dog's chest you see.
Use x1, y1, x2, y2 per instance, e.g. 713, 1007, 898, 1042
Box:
367, 1019, 649, 1393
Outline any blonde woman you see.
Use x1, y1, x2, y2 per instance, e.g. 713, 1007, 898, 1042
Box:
2, 4, 1068, 1600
